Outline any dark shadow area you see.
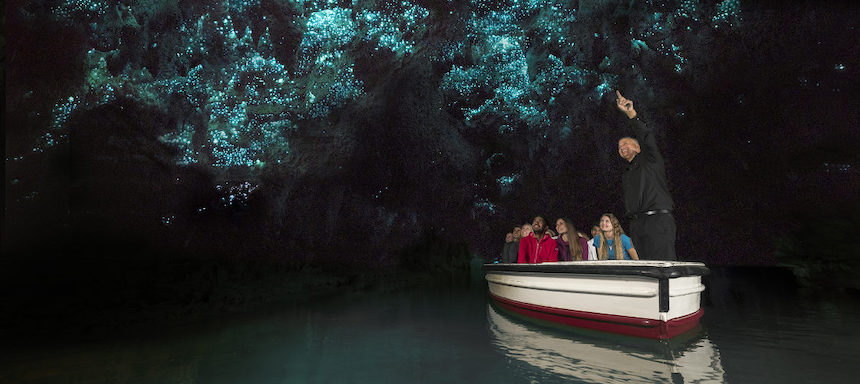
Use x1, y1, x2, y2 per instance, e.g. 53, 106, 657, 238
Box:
773, 204, 860, 294
702, 266, 801, 312
0, 232, 474, 346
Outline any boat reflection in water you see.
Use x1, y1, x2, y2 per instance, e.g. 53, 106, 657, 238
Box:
487, 304, 726, 383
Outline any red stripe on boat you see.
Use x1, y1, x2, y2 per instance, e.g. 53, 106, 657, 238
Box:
489, 292, 703, 339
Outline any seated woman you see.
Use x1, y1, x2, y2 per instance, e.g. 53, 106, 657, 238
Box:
593, 214, 639, 260
555, 218, 588, 261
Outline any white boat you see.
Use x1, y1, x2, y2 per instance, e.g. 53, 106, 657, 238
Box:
487, 304, 725, 382
483, 260, 709, 339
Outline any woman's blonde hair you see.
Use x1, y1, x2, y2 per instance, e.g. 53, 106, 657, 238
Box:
597, 213, 626, 260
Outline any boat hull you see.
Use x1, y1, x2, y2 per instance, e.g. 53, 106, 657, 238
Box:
484, 261, 709, 339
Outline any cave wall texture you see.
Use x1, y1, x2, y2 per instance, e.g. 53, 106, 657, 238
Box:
5, 0, 858, 266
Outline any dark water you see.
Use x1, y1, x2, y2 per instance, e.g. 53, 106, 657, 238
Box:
2, 265, 858, 383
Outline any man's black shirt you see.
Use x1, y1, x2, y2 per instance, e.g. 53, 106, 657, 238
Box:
622, 117, 674, 216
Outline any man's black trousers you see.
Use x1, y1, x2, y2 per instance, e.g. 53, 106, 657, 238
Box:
629, 213, 677, 261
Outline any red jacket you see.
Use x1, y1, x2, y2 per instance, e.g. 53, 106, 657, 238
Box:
518, 233, 559, 263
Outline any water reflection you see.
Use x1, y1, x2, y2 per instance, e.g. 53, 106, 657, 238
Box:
4, 276, 859, 384
1, 291, 514, 384
487, 304, 725, 383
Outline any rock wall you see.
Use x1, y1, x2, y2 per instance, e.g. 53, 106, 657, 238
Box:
5, 0, 858, 265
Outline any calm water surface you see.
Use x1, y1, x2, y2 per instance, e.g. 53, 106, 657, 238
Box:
3, 266, 859, 383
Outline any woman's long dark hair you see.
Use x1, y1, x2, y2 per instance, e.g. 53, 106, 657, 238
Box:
559, 217, 583, 261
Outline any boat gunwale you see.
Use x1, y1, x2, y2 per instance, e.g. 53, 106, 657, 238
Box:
483, 261, 709, 279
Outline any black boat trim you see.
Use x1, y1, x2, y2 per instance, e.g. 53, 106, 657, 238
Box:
482, 263, 710, 280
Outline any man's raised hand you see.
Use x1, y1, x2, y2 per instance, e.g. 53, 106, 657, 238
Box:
616, 90, 637, 119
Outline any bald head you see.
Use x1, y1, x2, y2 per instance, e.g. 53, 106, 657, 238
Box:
618, 137, 640, 162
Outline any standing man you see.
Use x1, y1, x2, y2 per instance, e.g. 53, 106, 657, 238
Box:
517, 216, 559, 263
614, 91, 677, 261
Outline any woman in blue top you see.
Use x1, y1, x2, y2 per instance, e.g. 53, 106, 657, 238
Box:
594, 213, 640, 260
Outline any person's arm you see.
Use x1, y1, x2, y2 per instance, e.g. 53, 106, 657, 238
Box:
628, 248, 640, 260
629, 116, 661, 162
617, 91, 661, 161
623, 235, 640, 260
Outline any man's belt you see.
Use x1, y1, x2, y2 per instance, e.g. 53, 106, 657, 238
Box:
627, 209, 672, 220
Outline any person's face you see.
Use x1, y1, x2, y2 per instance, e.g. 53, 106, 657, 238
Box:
521, 225, 533, 237
513, 227, 521, 239
532, 217, 546, 232
591, 225, 600, 238
555, 219, 567, 235
600, 216, 614, 232
618, 138, 640, 162
505, 233, 514, 242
